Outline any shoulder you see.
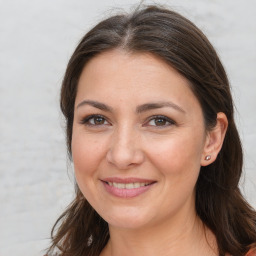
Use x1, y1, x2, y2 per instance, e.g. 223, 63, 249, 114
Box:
246, 248, 256, 256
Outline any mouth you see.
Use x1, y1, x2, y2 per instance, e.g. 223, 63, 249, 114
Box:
104, 181, 153, 189
101, 178, 156, 198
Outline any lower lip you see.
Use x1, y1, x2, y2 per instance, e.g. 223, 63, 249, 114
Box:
102, 182, 155, 198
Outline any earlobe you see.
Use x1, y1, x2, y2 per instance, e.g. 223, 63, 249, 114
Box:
201, 112, 228, 166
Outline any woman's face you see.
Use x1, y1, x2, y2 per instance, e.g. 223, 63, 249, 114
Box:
72, 50, 208, 229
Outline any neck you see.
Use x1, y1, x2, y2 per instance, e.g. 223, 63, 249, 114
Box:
100, 209, 218, 256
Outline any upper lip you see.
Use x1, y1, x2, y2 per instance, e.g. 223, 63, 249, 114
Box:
101, 177, 156, 184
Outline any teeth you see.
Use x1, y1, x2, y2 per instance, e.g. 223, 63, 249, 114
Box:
117, 183, 125, 189
107, 182, 151, 189
125, 183, 134, 189
133, 182, 140, 188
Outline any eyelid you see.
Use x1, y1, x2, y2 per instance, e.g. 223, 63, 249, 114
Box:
79, 114, 175, 128
80, 114, 111, 126
143, 115, 176, 127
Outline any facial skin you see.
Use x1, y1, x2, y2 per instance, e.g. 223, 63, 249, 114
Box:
72, 50, 227, 255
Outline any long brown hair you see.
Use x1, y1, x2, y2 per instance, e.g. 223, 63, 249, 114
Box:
46, 4, 256, 256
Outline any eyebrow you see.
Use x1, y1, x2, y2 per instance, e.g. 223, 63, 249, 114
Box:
76, 100, 186, 114
136, 102, 186, 114
76, 100, 113, 112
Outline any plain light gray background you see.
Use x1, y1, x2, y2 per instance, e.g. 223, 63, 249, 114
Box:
0, 0, 255, 255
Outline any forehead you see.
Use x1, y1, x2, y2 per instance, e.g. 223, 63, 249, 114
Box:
78, 49, 187, 88
76, 49, 201, 114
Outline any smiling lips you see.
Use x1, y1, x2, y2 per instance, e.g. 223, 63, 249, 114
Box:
101, 177, 156, 198
107, 181, 151, 189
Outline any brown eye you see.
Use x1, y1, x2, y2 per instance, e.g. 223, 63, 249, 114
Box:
146, 115, 175, 127
81, 115, 109, 126
93, 116, 105, 125
154, 118, 167, 126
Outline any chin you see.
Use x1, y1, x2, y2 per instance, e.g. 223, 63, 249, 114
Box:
108, 218, 149, 230
101, 207, 154, 230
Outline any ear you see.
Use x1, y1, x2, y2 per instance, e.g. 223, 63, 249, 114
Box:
201, 112, 228, 166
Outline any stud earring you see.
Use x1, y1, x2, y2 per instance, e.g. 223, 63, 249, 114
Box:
205, 155, 211, 161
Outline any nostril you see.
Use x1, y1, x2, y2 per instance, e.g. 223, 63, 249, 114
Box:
106, 145, 145, 169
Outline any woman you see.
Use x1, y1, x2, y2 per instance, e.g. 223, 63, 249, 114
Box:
46, 4, 256, 256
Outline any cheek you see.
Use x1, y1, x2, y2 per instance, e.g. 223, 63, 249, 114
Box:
71, 133, 106, 194
148, 131, 204, 180
72, 132, 104, 170
71, 135, 104, 211
146, 134, 204, 215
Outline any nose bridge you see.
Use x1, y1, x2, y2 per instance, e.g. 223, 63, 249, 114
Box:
106, 122, 144, 169
116, 123, 134, 148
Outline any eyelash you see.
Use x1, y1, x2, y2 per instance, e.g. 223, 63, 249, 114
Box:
80, 114, 110, 126
80, 114, 176, 128
145, 115, 176, 127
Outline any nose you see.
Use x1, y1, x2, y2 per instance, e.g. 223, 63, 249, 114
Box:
106, 126, 144, 170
